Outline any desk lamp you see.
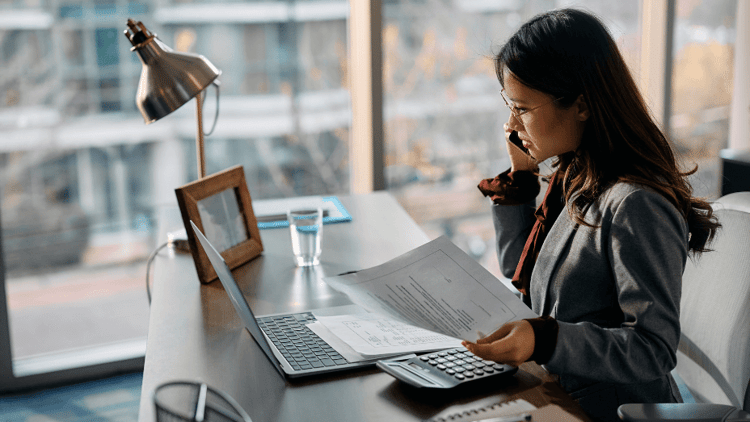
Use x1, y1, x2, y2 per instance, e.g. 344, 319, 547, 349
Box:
124, 19, 221, 179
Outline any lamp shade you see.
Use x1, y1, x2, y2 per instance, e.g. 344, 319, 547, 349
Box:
124, 19, 221, 124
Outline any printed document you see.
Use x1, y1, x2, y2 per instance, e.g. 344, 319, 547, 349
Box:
323, 236, 537, 342
313, 313, 462, 357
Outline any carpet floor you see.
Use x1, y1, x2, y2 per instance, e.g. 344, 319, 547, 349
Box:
0, 372, 142, 422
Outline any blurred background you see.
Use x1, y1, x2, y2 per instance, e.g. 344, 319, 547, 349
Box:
0, 0, 738, 373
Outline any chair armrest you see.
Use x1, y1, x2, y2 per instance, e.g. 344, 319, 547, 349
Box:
618, 404, 750, 422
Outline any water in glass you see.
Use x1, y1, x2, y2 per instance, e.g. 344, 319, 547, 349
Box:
287, 209, 322, 266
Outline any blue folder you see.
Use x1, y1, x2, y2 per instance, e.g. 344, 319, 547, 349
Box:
255, 196, 352, 229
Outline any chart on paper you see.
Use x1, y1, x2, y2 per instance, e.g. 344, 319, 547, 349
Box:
315, 313, 462, 357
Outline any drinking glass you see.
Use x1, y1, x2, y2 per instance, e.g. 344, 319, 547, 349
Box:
286, 208, 323, 266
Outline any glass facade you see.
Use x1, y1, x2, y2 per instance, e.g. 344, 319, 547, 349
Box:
1, 0, 351, 360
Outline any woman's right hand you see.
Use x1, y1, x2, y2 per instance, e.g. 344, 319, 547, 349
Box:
504, 123, 538, 173
462, 320, 535, 367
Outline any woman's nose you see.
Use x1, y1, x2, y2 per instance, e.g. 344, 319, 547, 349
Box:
507, 113, 524, 132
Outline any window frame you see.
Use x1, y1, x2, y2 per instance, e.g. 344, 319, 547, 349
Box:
0, 0, 684, 392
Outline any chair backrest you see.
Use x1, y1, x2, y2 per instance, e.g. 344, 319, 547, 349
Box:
675, 192, 750, 412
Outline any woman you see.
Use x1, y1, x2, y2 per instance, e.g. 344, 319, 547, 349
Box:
462, 9, 720, 422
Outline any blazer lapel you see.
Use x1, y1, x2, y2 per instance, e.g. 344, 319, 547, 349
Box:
530, 211, 579, 315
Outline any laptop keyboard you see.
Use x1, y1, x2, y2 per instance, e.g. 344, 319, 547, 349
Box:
257, 312, 350, 371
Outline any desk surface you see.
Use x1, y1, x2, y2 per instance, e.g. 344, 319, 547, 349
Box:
139, 192, 590, 422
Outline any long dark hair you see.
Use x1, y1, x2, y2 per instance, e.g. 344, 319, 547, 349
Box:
496, 8, 719, 253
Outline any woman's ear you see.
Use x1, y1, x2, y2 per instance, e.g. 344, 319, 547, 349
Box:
576, 94, 590, 121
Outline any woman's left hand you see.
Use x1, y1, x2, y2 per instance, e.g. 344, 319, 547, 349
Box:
462, 320, 535, 367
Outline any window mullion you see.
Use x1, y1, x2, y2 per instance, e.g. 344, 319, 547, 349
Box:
348, 0, 384, 193
639, 0, 675, 136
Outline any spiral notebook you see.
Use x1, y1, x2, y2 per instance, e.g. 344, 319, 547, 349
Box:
425, 398, 584, 422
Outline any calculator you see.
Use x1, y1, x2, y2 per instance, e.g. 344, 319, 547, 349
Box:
376, 347, 518, 389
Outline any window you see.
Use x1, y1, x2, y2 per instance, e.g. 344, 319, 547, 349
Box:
242, 24, 270, 94
60, 4, 83, 19
670, 0, 738, 199
99, 77, 121, 112
95, 27, 120, 67
382, 0, 642, 280
60, 29, 84, 63
1, 0, 742, 392
0, 0, 352, 390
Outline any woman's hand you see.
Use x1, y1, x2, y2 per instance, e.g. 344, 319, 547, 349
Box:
504, 123, 538, 173
462, 320, 535, 367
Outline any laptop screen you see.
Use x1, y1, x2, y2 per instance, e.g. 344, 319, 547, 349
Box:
190, 220, 286, 378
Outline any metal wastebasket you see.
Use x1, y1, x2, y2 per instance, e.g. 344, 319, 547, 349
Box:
153, 381, 252, 422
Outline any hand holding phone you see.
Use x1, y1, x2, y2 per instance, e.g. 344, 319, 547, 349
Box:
504, 126, 537, 172
508, 130, 529, 155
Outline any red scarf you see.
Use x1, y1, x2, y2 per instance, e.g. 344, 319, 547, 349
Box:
512, 171, 565, 303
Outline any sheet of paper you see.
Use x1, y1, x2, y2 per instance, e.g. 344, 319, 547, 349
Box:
323, 236, 537, 342
306, 321, 374, 362
314, 313, 462, 357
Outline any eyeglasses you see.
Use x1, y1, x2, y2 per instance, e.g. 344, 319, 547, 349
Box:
500, 88, 564, 123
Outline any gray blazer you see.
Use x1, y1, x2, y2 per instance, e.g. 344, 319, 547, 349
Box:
493, 182, 688, 421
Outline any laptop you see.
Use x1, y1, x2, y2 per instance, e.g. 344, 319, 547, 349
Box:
189, 220, 379, 379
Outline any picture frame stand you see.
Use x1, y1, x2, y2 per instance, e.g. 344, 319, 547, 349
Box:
174, 165, 263, 284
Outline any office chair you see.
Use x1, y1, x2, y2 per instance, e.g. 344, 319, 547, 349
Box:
618, 192, 750, 421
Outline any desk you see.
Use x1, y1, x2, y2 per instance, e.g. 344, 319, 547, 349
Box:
139, 192, 590, 422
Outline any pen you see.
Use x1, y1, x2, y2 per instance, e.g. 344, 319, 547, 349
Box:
476, 413, 532, 422
256, 210, 330, 223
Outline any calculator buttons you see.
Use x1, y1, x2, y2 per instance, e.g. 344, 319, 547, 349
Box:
405, 347, 516, 388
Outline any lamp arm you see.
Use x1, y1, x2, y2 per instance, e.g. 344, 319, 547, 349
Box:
196, 93, 206, 179
195, 81, 220, 179
202, 81, 220, 137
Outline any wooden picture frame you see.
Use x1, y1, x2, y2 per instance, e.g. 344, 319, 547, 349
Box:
175, 165, 263, 284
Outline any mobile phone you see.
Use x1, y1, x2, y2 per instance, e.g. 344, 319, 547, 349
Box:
508, 131, 529, 155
